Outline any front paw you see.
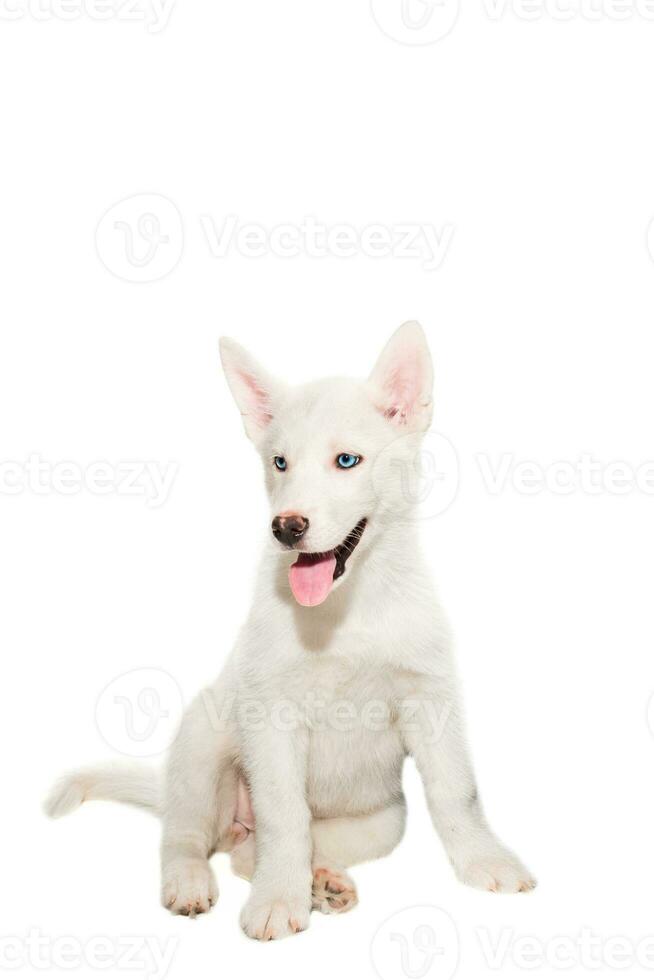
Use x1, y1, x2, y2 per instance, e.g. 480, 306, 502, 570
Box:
240, 894, 311, 941
161, 858, 218, 916
458, 850, 536, 894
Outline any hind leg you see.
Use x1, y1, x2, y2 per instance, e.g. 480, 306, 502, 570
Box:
230, 831, 256, 880
160, 689, 237, 916
310, 801, 406, 915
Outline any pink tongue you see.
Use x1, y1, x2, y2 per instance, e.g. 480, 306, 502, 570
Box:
289, 553, 337, 607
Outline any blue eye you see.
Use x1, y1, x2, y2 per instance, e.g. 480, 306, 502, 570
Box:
336, 453, 360, 469
273, 456, 287, 471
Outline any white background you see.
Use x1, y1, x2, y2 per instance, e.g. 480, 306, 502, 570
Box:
2, 1, 654, 978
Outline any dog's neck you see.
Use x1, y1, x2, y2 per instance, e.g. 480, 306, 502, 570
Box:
254, 517, 432, 651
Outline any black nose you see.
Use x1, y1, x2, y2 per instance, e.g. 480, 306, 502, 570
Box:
272, 514, 309, 547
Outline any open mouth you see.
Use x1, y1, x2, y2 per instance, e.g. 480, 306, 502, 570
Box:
288, 518, 367, 607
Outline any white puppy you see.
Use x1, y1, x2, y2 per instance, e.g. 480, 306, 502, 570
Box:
46, 322, 535, 940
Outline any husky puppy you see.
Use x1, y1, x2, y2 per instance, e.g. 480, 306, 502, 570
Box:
46, 322, 535, 940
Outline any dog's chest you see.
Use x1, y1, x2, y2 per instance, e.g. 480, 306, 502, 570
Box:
300, 659, 406, 817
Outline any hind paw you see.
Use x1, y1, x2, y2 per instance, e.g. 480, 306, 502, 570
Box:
311, 867, 358, 914
161, 858, 218, 916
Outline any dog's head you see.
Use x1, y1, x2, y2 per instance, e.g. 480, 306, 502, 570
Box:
219, 322, 433, 607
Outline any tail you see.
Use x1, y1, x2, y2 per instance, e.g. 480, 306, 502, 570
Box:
44, 761, 161, 818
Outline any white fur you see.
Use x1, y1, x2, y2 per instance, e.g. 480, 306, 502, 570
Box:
46, 322, 535, 939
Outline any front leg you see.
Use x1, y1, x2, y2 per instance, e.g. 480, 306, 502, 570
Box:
160, 691, 232, 915
239, 721, 313, 940
401, 681, 536, 893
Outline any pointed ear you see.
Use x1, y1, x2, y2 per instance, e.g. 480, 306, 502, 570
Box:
367, 321, 433, 431
219, 337, 283, 443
